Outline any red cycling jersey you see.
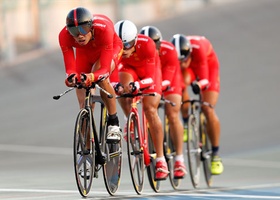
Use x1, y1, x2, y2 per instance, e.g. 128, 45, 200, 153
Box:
182, 35, 220, 92
160, 40, 183, 96
59, 14, 123, 80
118, 34, 162, 94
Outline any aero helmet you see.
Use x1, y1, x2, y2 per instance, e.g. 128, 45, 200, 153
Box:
139, 26, 162, 50
66, 7, 93, 37
170, 34, 192, 61
114, 20, 137, 50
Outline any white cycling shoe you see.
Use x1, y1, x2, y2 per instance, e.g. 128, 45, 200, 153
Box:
106, 125, 122, 143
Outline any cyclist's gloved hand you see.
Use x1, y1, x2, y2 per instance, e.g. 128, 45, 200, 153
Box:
81, 73, 94, 87
113, 82, 124, 95
191, 81, 201, 95
65, 73, 77, 87
129, 81, 140, 94
162, 80, 171, 92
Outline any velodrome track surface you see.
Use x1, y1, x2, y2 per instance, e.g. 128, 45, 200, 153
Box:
0, 0, 280, 199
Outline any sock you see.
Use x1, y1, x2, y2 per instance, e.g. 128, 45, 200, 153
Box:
156, 156, 165, 162
212, 146, 219, 156
108, 113, 119, 126
175, 154, 184, 162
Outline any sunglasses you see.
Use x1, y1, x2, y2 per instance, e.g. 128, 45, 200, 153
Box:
67, 23, 91, 37
123, 39, 136, 50
179, 56, 189, 63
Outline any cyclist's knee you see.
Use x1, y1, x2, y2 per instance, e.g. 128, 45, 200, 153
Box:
166, 110, 179, 124
144, 108, 157, 117
203, 108, 219, 122
202, 105, 213, 115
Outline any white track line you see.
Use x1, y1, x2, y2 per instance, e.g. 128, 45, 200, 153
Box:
0, 183, 280, 199
0, 144, 72, 155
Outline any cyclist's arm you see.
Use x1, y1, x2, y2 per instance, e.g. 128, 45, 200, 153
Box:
192, 43, 209, 80
59, 28, 76, 75
92, 44, 112, 80
161, 46, 178, 84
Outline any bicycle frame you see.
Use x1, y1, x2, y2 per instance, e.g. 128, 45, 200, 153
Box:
54, 80, 122, 197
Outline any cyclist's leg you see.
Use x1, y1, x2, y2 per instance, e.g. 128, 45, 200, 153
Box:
201, 91, 219, 148
117, 70, 136, 116
165, 94, 184, 154
181, 88, 190, 123
143, 94, 169, 180
164, 93, 186, 178
75, 51, 92, 109
92, 59, 122, 142
181, 67, 195, 123
201, 90, 223, 175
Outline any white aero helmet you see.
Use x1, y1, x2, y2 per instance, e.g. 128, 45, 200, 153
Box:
114, 20, 137, 50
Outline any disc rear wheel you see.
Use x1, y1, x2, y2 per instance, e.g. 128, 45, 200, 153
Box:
102, 108, 122, 195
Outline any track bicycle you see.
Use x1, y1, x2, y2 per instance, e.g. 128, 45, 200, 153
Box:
118, 92, 161, 194
182, 82, 213, 188
53, 76, 122, 197
158, 96, 183, 190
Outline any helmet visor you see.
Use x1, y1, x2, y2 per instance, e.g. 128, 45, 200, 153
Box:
123, 39, 136, 50
67, 24, 91, 37
179, 50, 191, 62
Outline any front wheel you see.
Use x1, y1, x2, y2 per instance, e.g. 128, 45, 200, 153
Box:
73, 109, 95, 197
187, 114, 201, 188
200, 113, 213, 187
126, 112, 145, 194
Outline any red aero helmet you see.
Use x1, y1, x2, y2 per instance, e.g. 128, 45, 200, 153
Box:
66, 7, 93, 37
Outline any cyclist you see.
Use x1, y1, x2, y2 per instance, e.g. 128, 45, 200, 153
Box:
114, 20, 169, 181
170, 34, 224, 175
58, 7, 123, 143
140, 26, 187, 179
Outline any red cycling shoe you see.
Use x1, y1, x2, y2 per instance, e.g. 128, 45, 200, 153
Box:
174, 161, 187, 179
155, 160, 169, 181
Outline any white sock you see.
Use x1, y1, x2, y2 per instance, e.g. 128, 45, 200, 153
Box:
156, 156, 165, 162
175, 154, 184, 162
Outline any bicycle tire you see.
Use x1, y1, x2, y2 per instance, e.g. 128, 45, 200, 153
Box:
187, 114, 201, 188
146, 129, 161, 193
73, 109, 95, 197
101, 106, 122, 195
163, 116, 181, 190
126, 112, 145, 194
200, 113, 213, 187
